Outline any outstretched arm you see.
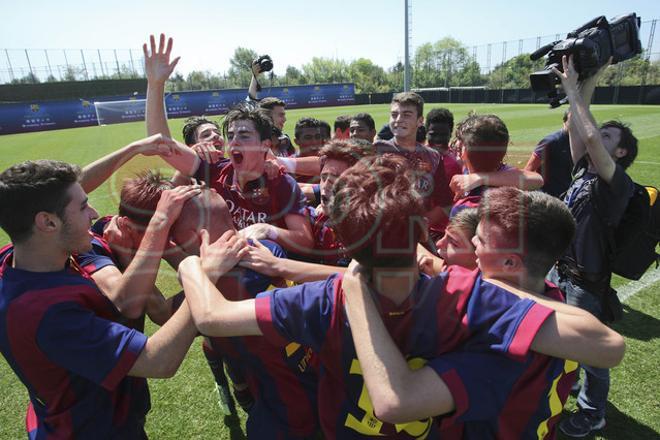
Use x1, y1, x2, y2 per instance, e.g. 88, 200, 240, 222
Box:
239, 239, 345, 283
484, 278, 625, 368
80, 134, 179, 194
143, 33, 200, 176
450, 168, 543, 196
555, 56, 614, 180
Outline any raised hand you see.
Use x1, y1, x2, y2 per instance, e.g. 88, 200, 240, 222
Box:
551, 55, 579, 95
152, 184, 203, 227
199, 229, 250, 283
143, 33, 180, 84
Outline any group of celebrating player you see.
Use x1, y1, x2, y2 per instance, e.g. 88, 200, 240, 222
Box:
0, 33, 640, 439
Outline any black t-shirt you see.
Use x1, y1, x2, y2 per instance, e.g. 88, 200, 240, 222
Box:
562, 157, 634, 275
533, 129, 572, 198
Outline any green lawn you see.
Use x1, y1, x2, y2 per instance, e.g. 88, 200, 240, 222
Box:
0, 103, 658, 439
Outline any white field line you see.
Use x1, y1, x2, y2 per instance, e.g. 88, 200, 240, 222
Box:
619, 269, 660, 303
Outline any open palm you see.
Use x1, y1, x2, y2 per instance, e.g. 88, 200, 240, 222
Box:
143, 33, 180, 83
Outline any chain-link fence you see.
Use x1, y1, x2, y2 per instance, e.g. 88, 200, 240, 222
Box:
0, 48, 144, 84
2, 18, 658, 88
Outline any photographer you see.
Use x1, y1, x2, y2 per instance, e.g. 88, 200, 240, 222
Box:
248, 57, 295, 157
549, 55, 638, 438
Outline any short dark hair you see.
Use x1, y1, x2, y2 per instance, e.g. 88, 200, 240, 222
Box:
425, 108, 454, 133
319, 120, 331, 140
479, 187, 575, 278
351, 113, 376, 131
334, 115, 352, 132
329, 154, 425, 268
459, 114, 509, 172
0, 160, 80, 243
600, 120, 638, 169
119, 170, 173, 226
319, 138, 376, 169
294, 117, 322, 139
182, 116, 219, 146
258, 97, 286, 110
222, 103, 273, 141
392, 92, 424, 118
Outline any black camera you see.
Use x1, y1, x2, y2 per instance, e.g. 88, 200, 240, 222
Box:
529, 13, 642, 107
253, 55, 274, 74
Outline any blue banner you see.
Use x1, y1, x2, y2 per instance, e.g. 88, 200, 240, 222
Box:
0, 83, 355, 135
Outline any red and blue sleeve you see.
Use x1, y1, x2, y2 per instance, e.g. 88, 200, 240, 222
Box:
463, 280, 554, 360
36, 302, 147, 390
254, 275, 337, 351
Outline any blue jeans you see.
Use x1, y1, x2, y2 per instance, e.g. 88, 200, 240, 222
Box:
547, 267, 610, 419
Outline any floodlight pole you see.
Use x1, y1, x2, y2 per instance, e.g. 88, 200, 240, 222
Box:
404, 0, 411, 91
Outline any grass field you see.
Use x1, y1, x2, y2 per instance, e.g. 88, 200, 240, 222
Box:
0, 103, 658, 439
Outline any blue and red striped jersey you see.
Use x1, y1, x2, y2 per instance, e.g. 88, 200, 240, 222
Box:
430, 282, 577, 439
0, 245, 149, 439
254, 266, 554, 439
205, 241, 320, 439
194, 160, 308, 230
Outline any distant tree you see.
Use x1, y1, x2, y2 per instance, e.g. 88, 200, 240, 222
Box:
348, 58, 389, 93
10, 72, 40, 84
227, 47, 258, 88
412, 37, 483, 88
385, 62, 404, 92
63, 66, 79, 81
596, 56, 660, 86
487, 53, 545, 89
302, 57, 350, 84
284, 65, 306, 85
166, 72, 187, 92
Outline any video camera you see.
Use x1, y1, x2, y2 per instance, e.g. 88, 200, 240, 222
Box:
529, 13, 642, 107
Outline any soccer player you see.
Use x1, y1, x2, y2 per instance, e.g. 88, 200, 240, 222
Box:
0, 160, 199, 438
143, 34, 313, 254
333, 115, 352, 139
349, 113, 377, 142
166, 187, 320, 439
449, 114, 543, 217
550, 56, 638, 438
259, 98, 295, 157
425, 108, 462, 190
242, 138, 375, 267
524, 111, 573, 198
178, 154, 622, 439
340, 187, 625, 439
374, 92, 453, 238
294, 117, 326, 157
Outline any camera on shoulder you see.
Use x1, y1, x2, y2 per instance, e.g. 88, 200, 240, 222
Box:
529, 13, 642, 108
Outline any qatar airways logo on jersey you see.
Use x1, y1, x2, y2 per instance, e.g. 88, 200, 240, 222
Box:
225, 199, 268, 229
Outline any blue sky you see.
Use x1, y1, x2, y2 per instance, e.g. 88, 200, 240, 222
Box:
1, 0, 659, 76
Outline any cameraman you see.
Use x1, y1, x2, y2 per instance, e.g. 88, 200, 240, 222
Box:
249, 56, 295, 157
549, 55, 638, 438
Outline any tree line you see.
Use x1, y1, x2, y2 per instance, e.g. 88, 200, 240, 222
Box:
10, 37, 659, 92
